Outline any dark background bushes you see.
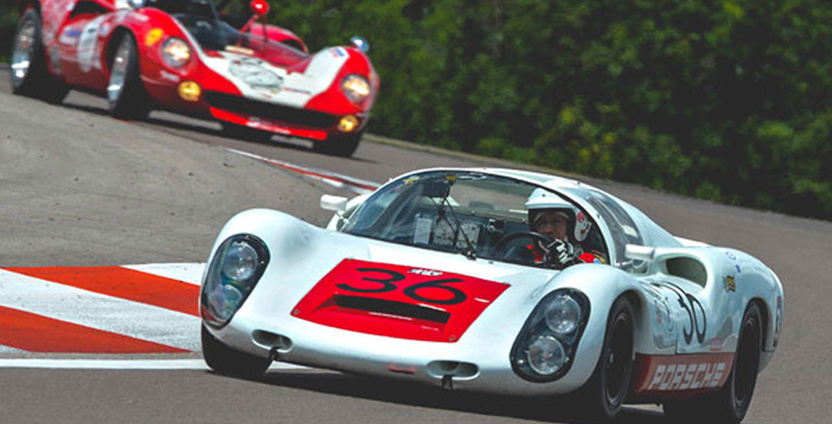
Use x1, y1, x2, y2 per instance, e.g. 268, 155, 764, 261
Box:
2, 0, 830, 219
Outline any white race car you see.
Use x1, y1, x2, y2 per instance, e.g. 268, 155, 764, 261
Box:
200, 167, 783, 422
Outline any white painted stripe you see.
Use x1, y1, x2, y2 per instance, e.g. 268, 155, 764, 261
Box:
0, 359, 306, 370
0, 269, 200, 351
227, 147, 380, 194
0, 345, 27, 354
122, 263, 205, 286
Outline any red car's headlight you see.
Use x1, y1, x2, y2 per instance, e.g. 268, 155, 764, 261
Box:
341, 74, 370, 103
161, 37, 191, 68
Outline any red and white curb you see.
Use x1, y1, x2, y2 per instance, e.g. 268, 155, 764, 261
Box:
0, 263, 203, 354
0, 263, 309, 369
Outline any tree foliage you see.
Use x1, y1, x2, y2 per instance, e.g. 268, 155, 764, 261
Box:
1, 0, 830, 219
270, 0, 831, 219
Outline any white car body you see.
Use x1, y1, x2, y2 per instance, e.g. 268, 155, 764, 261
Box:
200, 167, 783, 410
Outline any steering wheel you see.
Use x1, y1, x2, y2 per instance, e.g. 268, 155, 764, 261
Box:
494, 231, 552, 252
495, 231, 577, 270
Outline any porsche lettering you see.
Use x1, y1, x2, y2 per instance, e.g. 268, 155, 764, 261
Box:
646, 362, 727, 391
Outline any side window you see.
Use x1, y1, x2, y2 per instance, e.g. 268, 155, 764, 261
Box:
583, 191, 643, 268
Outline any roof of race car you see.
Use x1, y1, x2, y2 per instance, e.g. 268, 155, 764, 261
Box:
401, 167, 599, 193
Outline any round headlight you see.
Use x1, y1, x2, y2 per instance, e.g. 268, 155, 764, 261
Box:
206, 284, 243, 323
526, 335, 566, 375
341, 74, 370, 103
544, 295, 582, 336
221, 241, 259, 282
201, 234, 270, 328
161, 37, 191, 68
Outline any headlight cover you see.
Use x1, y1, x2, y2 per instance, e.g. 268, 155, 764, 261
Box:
510, 289, 590, 382
544, 295, 582, 336
161, 37, 191, 68
201, 234, 269, 328
341, 74, 370, 103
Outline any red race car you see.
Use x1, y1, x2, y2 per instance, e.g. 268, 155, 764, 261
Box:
10, 0, 379, 157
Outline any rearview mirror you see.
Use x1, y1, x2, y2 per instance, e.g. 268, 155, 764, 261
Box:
250, 0, 270, 18
422, 181, 450, 199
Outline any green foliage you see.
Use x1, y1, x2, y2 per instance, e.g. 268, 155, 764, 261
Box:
0, 3, 19, 62
265, 0, 832, 219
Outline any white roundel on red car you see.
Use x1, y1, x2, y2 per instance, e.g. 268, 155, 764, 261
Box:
228, 57, 284, 92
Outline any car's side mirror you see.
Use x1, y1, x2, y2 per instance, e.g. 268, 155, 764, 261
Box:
351, 36, 370, 53
624, 244, 655, 261
321, 195, 349, 214
250, 0, 270, 18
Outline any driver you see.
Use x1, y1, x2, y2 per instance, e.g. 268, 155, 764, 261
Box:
525, 188, 605, 268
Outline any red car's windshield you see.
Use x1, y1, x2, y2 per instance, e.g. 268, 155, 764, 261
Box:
145, 0, 304, 60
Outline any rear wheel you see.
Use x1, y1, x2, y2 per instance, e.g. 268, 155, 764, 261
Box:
201, 324, 271, 379
10, 9, 69, 103
574, 296, 635, 420
663, 302, 762, 423
313, 131, 363, 157
108, 34, 151, 120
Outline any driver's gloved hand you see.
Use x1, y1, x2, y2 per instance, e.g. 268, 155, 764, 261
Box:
546, 239, 576, 266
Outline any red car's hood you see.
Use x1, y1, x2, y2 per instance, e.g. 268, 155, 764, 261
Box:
292, 259, 510, 343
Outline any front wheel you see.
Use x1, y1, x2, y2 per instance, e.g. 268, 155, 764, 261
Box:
574, 296, 635, 420
108, 34, 151, 120
313, 131, 363, 157
10, 9, 69, 103
663, 302, 762, 423
201, 324, 271, 379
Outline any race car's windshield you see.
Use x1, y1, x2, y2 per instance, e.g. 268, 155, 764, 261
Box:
342, 171, 607, 267
146, 0, 305, 56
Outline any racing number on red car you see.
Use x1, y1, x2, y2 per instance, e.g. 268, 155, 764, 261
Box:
337, 268, 467, 305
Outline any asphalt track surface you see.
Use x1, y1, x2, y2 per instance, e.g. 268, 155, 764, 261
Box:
0, 67, 828, 423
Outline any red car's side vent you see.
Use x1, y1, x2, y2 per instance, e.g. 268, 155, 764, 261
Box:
334, 295, 450, 324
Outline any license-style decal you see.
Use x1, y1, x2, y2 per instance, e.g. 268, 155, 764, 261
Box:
292, 259, 509, 342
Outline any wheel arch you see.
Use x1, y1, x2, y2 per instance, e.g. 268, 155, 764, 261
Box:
103, 26, 133, 74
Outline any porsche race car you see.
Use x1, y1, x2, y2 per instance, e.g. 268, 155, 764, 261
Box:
200, 167, 784, 422
10, 0, 379, 157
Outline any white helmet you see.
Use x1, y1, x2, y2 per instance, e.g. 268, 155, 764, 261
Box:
525, 188, 592, 242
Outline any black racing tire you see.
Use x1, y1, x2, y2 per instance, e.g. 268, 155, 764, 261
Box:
201, 324, 271, 379
663, 302, 762, 424
9, 9, 70, 104
220, 122, 274, 142
108, 33, 152, 120
313, 131, 363, 157
574, 296, 635, 421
